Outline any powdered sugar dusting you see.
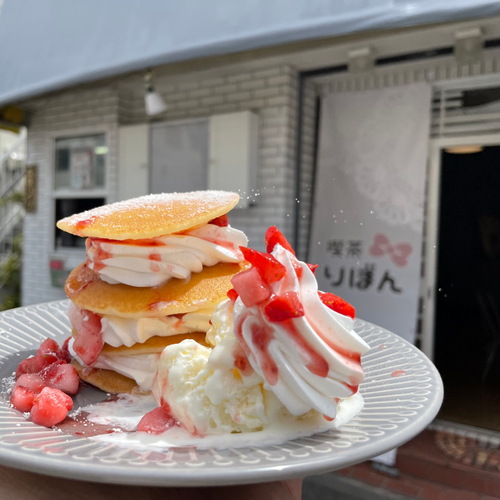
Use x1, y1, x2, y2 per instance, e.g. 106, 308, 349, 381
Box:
57, 191, 240, 240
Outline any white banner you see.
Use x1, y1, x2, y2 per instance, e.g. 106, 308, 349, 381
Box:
309, 84, 431, 343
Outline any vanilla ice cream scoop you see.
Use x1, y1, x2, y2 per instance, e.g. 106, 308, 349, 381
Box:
152, 300, 286, 435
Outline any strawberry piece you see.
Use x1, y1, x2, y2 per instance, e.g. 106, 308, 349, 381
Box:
264, 292, 305, 322
307, 263, 319, 275
15, 373, 46, 394
318, 291, 355, 319
209, 214, 229, 227
37, 338, 59, 357
137, 407, 176, 434
42, 363, 79, 395
231, 267, 272, 307
16, 354, 58, 378
54, 337, 71, 363
265, 226, 295, 255
72, 309, 103, 365
10, 386, 36, 413
30, 387, 73, 428
227, 288, 239, 302
240, 247, 286, 285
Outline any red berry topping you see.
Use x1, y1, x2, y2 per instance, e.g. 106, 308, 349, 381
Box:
37, 338, 59, 357
42, 363, 79, 395
72, 310, 103, 365
56, 338, 71, 363
307, 263, 319, 275
231, 267, 272, 308
265, 226, 295, 255
240, 246, 286, 285
209, 214, 229, 227
16, 373, 46, 394
318, 291, 355, 319
10, 386, 36, 413
16, 354, 58, 379
264, 292, 305, 322
30, 387, 73, 428
137, 407, 176, 434
227, 288, 239, 302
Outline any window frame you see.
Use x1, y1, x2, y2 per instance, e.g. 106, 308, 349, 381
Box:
48, 126, 112, 255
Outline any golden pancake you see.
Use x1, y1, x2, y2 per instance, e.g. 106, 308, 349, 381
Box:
57, 191, 239, 240
72, 359, 141, 394
66, 261, 246, 318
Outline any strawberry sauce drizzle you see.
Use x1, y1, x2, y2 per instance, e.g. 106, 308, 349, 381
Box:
249, 322, 279, 385
89, 240, 112, 273
75, 216, 98, 233
281, 319, 329, 378
65, 264, 97, 298
232, 343, 254, 376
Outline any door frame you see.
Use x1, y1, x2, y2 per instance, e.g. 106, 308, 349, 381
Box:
422, 133, 500, 360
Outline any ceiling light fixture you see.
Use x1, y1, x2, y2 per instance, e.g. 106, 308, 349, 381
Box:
445, 145, 483, 154
144, 70, 167, 116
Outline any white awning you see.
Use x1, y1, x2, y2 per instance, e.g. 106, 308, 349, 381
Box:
0, 0, 499, 106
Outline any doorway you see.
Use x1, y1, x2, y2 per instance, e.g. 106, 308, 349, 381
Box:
432, 144, 500, 431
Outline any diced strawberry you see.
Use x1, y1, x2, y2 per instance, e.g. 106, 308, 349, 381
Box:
137, 407, 176, 434
42, 363, 79, 395
30, 387, 73, 428
265, 226, 295, 255
10, 386, 35, 412
264, 292, 305, 322
318, 291, 355, 319
72, 310, 103, 365
307, 263, 319, 275
209, 214, 229, 227
231, 267, 272, 307
15, 354, 58, 378
37, 338, 59, 357
240, 246, 286, 285
15, 373, 46, 394
227, 288, 239, 302
56, 337, 71, 363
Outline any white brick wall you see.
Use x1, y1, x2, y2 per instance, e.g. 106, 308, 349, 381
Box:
22, 88, 120, 305
297, 80, 317, 261
21, 64, 301, 306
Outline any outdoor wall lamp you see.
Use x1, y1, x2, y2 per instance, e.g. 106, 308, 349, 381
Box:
454, 28, 483, 64
144, 70, 167, 116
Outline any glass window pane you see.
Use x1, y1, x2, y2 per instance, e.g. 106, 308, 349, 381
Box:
54, 134, 106, 190
55, 198, 105, 249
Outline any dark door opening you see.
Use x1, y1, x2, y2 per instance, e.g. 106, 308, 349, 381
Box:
434, 145, 500, 432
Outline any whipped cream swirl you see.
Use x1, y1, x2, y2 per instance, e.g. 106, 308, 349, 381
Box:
86, 224, 248, 287
233, 245, 370, 419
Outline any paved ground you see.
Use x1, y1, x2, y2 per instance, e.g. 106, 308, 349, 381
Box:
303, 473, 413, 500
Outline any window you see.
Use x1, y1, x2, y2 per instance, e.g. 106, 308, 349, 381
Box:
53, 133, 107, 250
54, 134, 106, 190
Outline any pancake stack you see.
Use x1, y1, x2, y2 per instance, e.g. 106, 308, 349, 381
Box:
57, 191, 247, 394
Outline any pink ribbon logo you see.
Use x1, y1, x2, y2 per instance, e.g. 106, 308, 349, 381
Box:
368, 233, 412, 268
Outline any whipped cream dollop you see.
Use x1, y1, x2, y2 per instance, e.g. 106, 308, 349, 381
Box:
68, 337, 158, 391
68, 302, 213, 348
86, 224, 248, 287
232, 245, 370, 420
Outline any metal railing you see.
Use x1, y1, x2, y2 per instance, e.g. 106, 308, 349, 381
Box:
0, 130, 27, 284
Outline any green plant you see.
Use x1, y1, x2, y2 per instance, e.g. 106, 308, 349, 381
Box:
0, 200, 23, 311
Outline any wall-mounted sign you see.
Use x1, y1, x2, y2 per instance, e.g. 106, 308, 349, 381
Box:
24, 164, 37, 213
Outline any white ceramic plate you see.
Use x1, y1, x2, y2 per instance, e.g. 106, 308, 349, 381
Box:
0, 300, 443, 486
